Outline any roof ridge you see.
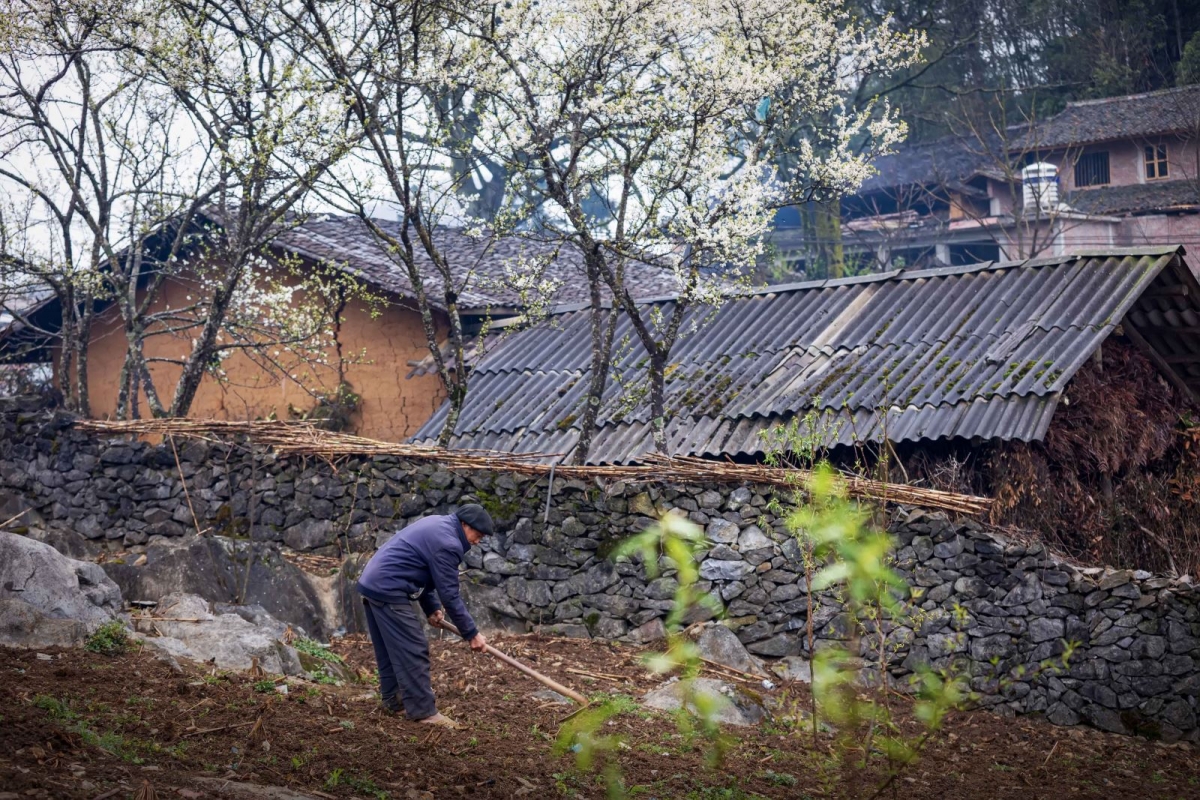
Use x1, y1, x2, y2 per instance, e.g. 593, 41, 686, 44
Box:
1064, 83, 1200, 108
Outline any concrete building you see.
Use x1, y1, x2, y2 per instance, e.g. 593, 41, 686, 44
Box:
770, 85, 1200, 276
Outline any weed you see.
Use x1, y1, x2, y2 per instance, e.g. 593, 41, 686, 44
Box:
33, 694, 146, 763
294, 638, 345, 666
312, 668, 341, 686
253, 680, 277, 693
756, 769, 797, 787
85, 621, 129, 655
325, 767, 388, 798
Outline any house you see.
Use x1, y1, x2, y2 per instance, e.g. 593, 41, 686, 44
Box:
0, 214, 679, 440
770, 85, 1200, 276
411, 246, 1200, 465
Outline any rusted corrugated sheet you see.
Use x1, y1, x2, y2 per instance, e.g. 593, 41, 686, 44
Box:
412, 247, 1200, 464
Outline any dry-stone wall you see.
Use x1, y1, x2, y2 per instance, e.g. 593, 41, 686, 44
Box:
1, 397, 1198, 741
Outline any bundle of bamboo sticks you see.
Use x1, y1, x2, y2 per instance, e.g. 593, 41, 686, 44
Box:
74, 418, 994, 515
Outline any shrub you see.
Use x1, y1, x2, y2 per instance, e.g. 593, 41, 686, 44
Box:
85, 621, 129, 655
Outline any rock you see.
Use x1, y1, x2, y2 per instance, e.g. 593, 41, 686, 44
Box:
138, 592, 304, 675
1029, 618, 1065, 644
629, 492, 656, 517
461, 583, 527, 633
747, 634, 801, 657
0, 598, 91, 649
770, 656, 812, 684
694, 623, 766, 676
705, 519, 740, 544
192, 777, 327, 800
591, 617, 628, 640
102, 536, 333, 638
283, 519, 335, 551
626, 618, 667, 644
699, 560, 754, 582
645, 577, 679, 600
698, 490, 723, 509
642, 677, 765, 726
1082, 705, 1130, 735
999, 574, 1042, 607
926, 632, 967, 658
531, 689, 573, 705
737, 526, 771, 551
932, 536, 964, 559
1099, 570, 1132, 591
566, 563, 621, 596
506, 578, 553, 607
0, 532, 121, 645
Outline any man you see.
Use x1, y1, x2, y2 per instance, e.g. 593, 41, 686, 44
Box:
356, 503, 493, 728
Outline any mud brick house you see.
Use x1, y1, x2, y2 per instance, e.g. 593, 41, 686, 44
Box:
0, 214, 678, 441
771, 85, 1200, 276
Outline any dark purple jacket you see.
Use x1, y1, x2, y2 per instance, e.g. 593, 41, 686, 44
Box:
356, 513, 479, 640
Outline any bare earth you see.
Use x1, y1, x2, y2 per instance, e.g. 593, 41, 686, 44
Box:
1, 634, 1198, 799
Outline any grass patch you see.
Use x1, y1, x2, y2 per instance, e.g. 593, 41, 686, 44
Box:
294, 638, 345, 666
32, 695, 148, 764
324, 768, 388, 799
85, 621, 130, 655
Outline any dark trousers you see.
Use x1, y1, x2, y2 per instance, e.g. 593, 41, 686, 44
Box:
362, 597, 436, 720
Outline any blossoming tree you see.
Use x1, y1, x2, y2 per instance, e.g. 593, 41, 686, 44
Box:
445, 0, 923, 458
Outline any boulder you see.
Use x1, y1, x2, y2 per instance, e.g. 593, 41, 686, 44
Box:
23, 526, 102, 560
0, 531, 121, 648
642, 677, 765, 726
770, 655, 812, 684
136, 592, 305, 675
101, 535, 333, 638
694, 623, 766, 676
0, 598, 91, 649
461, 582, 528, 633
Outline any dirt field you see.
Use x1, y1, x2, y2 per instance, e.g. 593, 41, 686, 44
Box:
1, 634, 1198, 799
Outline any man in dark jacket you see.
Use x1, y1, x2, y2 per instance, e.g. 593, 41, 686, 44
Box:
356, 504, 493, 728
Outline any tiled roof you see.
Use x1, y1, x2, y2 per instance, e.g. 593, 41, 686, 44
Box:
411, 247, 1200, 464
270, 215, 680, 312
1014, 85, 1200, 150
1067, 180, 1200, 216
858, 132, 1005, 194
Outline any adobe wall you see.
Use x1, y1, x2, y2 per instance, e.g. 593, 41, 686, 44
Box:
1, 399, 1197, 742
77, 271, 446, 442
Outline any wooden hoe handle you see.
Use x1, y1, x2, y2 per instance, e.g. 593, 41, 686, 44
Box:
432, 619, 589, 706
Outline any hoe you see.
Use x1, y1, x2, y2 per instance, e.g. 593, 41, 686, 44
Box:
431, 618, 591, 717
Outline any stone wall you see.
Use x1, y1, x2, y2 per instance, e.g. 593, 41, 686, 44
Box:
1, 398, 1198, 741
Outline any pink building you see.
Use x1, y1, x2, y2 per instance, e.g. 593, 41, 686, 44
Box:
770, 85, 1200, 275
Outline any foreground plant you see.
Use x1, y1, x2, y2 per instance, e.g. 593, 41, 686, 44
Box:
787, 466, 968, 795
556, 512, 726, 796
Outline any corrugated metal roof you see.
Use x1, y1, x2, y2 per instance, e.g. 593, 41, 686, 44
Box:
411, 247, 1200, 464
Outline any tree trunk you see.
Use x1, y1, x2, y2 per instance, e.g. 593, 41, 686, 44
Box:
647, 351, 668, 455
573, 254, 619, 465
74, 303, 93, 417
169, 271, 239, 417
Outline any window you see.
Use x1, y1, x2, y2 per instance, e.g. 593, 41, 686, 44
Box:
1074, 151, 1110, 187
1146, 144, 1169, 180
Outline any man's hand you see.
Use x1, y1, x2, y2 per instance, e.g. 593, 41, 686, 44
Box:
428, 609, 445, 628
469, 633, 487, 652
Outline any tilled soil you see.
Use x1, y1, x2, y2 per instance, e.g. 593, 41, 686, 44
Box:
1, 634, 1198, 799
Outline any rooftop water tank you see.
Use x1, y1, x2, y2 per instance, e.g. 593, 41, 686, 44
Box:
1021, 162, 1059, 213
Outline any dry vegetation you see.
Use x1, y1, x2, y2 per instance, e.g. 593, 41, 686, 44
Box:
902, 340, 1200, 576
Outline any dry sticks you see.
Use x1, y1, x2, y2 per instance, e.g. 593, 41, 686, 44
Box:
74, 418, 994, 515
